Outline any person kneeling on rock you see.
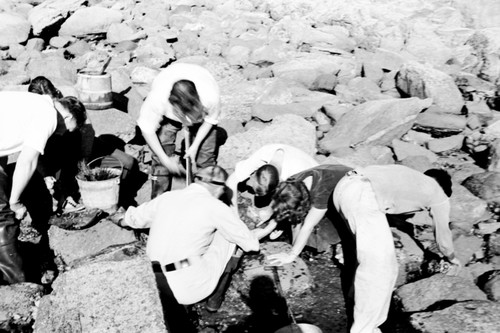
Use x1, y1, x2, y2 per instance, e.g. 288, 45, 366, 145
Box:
110, 165, 267, 332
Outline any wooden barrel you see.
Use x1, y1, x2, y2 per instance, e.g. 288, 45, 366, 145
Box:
76, 71, 113, 110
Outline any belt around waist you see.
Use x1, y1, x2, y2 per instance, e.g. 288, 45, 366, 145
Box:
152, 256, 202, 273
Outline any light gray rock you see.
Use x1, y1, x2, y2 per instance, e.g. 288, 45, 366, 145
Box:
28, 0, 87, 36
0, 13, 31, 48
33, 256, 166, 333
218, 114, 316, 172
427, 135, 465, 153
48, 220, 137, 266
59, 7, 123, 36
130, 65, 159, 85
322, 145, 394, 169
392, 139, 439, 163
414, 112, 467, 133
106, 22, 146, 44
270, 52, 358, 88
26, 54, 77, 85
396, 61, 464, 114
464, 28, 500, 84
409, 300, 500, 333
395, 274, 487, 312
453, 234, 484, 265
86, 107, 137, 142
319, 97, 432, 153
335, 77, 388, 104
0, 283, 44, 333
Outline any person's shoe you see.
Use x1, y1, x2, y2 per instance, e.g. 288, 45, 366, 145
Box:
62, 198, 85, 213
205, 297, 222, 313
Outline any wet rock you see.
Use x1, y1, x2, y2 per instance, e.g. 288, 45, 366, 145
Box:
320, 97, 432, 153
33, 256, 165, 333
48, 220, 137, 267
240, 242, 312, 294
409, 300, 500, 333
0, 283, 44, 332
395, 274, 487, 312
396, 61, 464, 114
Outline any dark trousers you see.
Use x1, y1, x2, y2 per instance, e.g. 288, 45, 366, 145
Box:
0, 161, 52, 285
331, 203, 358, 329
151, 118, 219, 199
205, 255, 242, 309
151, 261, 197, 333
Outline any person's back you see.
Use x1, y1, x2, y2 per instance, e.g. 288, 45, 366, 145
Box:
360, 164, 448, 214
234, 144, 318, 183
0, 92, 57, 157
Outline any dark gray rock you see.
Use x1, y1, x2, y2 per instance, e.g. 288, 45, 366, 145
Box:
409, 300, 500, 333
395, 274, 487, 312
462, 171, 500, 204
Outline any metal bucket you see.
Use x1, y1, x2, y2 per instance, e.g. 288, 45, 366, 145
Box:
274, 323, 323, 333
76, 157, 123, 213
76, 71, 113, 110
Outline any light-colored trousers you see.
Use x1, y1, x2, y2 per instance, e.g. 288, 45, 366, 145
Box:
333, 173, 398, 333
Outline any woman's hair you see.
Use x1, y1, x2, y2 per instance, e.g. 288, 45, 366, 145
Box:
424, 168, 452, 197
57, 96, 87, 128
271, 180, 311, 226
28, 76, 63, 99
253, 164, 279, 197
169, 80, 205, 123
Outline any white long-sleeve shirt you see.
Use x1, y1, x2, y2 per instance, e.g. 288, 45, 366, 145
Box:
123, 183, 259, 304
360, 164, 454, 258
137, 62, 220, 133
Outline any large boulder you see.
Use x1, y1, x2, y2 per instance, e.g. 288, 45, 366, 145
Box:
396, 61, 464, 114
48, 220, 137, 267
0, 13, 31, 48
319, 97, 432, 153
462, 171, 500, 204
0, 283, 44, 332
409, 300, 500, 333
59, 7, 123, 36
28, 0, 86, 36
33, 256, 166, 333
395, 274, 487, 312
450, 184, 489, 232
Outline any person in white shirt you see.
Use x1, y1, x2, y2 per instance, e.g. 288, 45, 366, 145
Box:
0, 92, 86, 284
204, 144, 319, 312
332, 165, 461, 333
137, 62, 221, 198
112, 165, 265, 332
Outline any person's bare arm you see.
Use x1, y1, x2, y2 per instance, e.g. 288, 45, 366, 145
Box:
9, 147, 40, 219
267, 207, 326, 265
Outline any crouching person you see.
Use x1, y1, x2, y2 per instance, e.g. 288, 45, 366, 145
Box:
111, 165, 262, 332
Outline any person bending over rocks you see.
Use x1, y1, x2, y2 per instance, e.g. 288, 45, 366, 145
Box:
137, 62, 223, 198
332, 165, 461, 333
0, 91, 86, 284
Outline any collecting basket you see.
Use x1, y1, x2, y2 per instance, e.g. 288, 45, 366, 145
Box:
76, 156, 123, 213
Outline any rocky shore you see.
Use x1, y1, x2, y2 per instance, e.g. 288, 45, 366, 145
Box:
1, 0, 500, 332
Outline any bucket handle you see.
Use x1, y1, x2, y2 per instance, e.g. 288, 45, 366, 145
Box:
87, 156, 124, 176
